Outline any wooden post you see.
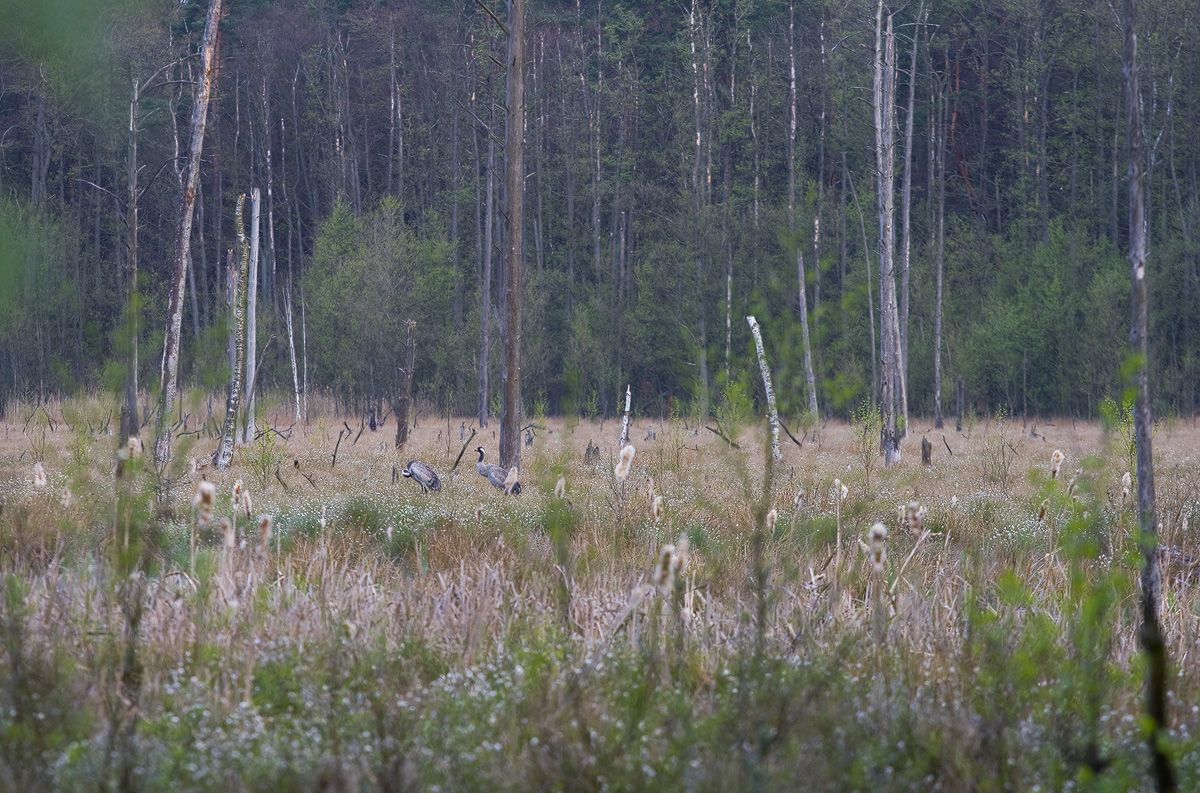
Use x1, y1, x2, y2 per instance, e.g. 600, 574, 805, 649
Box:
921, 436, 932, 466
395, 319, 416, 449
746, 316, 781, 460
618, 385, 632, 448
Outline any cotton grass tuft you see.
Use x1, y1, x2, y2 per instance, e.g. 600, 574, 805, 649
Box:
33, 462, 47, 489
1050, 449, 1065, 479
554, 476, 566, 499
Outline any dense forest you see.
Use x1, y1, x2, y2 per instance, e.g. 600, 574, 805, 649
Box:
0, 0, 1196, 422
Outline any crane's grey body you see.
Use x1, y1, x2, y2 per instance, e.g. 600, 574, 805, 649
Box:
402, 460, 442, 493
475, 447, 521, 495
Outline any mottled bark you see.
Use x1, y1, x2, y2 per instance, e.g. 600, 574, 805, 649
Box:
156, 0, 224, 465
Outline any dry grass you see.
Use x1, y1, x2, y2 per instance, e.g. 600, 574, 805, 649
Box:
2, 395, 1200, 790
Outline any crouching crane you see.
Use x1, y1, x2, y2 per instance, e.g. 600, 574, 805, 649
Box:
475, 446, 521, 495
402, 460, 442, 493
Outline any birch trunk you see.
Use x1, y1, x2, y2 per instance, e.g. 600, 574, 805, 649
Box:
285, 282, 301, 423
156, 0, 224, 465
797, 250, 818, 417
215, 195, 248, 471
746, 316, 780, 460
618, 385, 631, 448
1123, 0, 1175, 787
241, 188, 261, 443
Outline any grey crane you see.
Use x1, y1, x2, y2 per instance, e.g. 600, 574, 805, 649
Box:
475, 446, 521, 495
401, 460, 442, 493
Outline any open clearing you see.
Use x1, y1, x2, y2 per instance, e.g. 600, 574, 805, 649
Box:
2, 397, 1200, 791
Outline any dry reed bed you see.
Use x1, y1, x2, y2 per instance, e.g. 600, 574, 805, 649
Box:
3, 398, 1200, 787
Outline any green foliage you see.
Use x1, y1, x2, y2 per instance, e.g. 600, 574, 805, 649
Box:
851, 399, 881, 492
245, 430, 284, 491
1100, 394, 1137, 478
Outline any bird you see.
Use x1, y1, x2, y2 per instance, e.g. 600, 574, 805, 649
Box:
401, 460, 442, 493
475, 446, 521, 495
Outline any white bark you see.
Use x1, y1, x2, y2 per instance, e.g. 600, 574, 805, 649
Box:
618, 385, 632, 448
242, 187, 261, 443
746, 316, 780, 460
797, 250, 819, 417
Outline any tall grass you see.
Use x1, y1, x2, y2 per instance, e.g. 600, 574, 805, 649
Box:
0, 392, 1199, 790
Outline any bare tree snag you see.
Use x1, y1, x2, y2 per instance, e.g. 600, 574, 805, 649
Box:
155, 0, 224, 466
618, 385, 631, 448
874, 0, 904, 464
395, 320, 416, 450
215, 195, 248, 471
797, 250, 819, 417
499, 0, 525, 471
1123, 0, 1175, 787
241, 187, 261, 443
746, 316, 780, 460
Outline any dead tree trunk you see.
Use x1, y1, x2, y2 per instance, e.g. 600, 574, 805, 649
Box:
121, 76, 141, 443
499, 0, 525, 471
241, 187, 261, 443
746, 316, 780, 460
215, 195, 248, 471
874, 0, 904, 465
899, 1, 926, 432
797, 250, 819, 417
1123, 0, 1175, 788
155, 0, 224, 466
395, 320, 416, 450
933, 71, 947, 429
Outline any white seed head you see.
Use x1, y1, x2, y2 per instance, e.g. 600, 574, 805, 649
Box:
619, 444, 636, 466
221, 518, 235, 550
241, 490, 253, 518
1121, 471, 1132, 503
653, 544, 676, 593
475, 504, 484, 522
1050, 449, 1064, 479
766, 508, 778, 533
652, 495, 664, 524
1037, 499, 1048, 522
869, 522, 888, 574
33, 462, 47, 489
194, 480, 216, 526
504, 467, 519, 495
555, 476, 566, 499
232, 478, 244, 507
614, 460, 630, 483
793, 489, 805, 510
59, 487, 72, 509
127, 435, 143, 456
257, 515, 272, 553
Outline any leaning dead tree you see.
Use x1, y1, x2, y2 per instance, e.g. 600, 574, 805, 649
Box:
214, 195, 248, 471
796, 250, 818, 417
746, 316, 780, 460
155, 0, 224, 465
1123, 0, 1175, 788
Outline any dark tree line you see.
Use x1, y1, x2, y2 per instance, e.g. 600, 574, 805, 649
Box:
0, 0, 1197, 422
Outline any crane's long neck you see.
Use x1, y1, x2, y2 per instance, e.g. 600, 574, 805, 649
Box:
476, 448, 485, 463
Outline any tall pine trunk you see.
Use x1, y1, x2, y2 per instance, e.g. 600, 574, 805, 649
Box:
499, 0, 525, 470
